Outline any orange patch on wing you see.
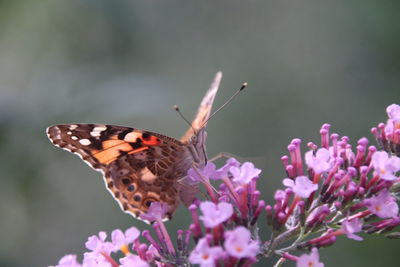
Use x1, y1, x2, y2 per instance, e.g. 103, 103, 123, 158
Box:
94, 149, 121, 164
94, 143, 132, 164
142, 136, 161, 146
102, 140, 125, 149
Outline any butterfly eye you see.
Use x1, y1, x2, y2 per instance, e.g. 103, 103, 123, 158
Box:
190, 135, 198, 143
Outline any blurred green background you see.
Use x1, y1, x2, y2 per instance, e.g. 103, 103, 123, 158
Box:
1, 1, 399, 266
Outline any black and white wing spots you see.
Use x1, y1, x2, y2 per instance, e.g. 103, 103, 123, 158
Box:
46, 124, 130, 171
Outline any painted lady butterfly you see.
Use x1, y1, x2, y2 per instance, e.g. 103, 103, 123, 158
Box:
47, 72, 223, 223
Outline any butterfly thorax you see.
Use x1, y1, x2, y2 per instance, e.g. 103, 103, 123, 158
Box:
186, 128, 208, 167
176, 128, 208, 206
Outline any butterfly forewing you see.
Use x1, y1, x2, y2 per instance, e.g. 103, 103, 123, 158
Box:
180, 71, 222, 142
47, 124, 193, 221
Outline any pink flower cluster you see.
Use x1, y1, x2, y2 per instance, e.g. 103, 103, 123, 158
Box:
51, 104, 400, 267
51, 159, 263, 267
51, 228, 148, 267
373, 104, 400, 155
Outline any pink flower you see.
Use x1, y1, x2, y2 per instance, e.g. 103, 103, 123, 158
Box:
283, 176, 318, 198
120, 254, 149, 267
111, 227, 140, 250
85, 231, 114, 254
82, 252, 112, 267
341, 218, 363, 241
230, 162, 261, 185
371, 151, 400, 181
364, 189, 399, 218
224, 226, 259, 258
50, 254, 81, 267
305, 148, 332, 174
188, 162, 217, 182
386, 104, 400, 122
384, 104, 400, 139
199, 201, 233, 228
139, 202, 169, 222
146, 244, 161, 262
297, 248, 324, 267
214, 158, 241, 179
384, 119, 395, 138
306, 205, 329, 224
189, 237, 224, 267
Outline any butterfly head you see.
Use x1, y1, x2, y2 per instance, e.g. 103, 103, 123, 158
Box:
188, 127, 205, 144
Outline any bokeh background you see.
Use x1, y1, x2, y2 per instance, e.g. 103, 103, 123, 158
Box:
1, 1, 399, 266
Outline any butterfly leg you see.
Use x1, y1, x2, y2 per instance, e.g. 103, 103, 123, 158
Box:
208, 152, 245, 163
189, 164, 219, 196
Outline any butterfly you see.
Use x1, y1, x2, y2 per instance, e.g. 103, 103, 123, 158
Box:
46, 72, 222, 223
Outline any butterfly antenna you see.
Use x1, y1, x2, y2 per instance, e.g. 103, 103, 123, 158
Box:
201, 82, 247, 128
174, 105, 197, 134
